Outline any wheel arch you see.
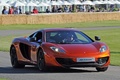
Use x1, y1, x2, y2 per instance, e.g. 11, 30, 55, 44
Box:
10, 45, 15, 54
37, 47, 44, 57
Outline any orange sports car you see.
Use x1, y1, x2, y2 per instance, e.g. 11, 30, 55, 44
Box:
10, 28, 110, 71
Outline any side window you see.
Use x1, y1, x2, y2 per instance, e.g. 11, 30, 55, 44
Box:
29, 32, 42, 42
34, 32, 42, 41
75, 32, 89, 42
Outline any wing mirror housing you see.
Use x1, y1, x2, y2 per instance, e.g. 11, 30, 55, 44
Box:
95, 36, 101, 41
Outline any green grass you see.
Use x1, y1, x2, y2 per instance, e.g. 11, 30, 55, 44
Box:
0, 35, 28, 52
110, 53, 120, 66
83, 28, 120, 66
0, 20, 120, 30
0, 78, 8, 80
84, 28, 120, 52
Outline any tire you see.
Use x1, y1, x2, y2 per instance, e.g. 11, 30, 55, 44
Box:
37, 49, 46, 71
96, 67, 108, 72
10, 46, 25, 68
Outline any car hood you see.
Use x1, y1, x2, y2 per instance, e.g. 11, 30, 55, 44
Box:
58, 42, 101, 55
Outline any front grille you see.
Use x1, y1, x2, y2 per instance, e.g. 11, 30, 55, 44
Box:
56, 58, 97, 67
56, 58, 74, 65
56, 57, 109, 67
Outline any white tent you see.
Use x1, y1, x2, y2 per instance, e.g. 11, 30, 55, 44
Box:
112, 1, 120, 4
26, 1, 38, 6
0, 1, 10, 6
35, 1, 40, 4
71, 0, 82, 5
12, 1, 25, 7
48, 1, 61, 5
62, 1, 72, 5
26, 1, 38, 12
82, 1, 95, 5
57, 1, 63, 5
38, 2, 50, 6
102, 1, 114, 4
93, 1, 103, 5
6, 1, 14, 5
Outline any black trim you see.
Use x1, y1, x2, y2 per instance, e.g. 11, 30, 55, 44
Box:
56, 57, 109, 67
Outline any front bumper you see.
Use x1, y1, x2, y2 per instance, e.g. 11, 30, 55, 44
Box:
56, 57, 109, 67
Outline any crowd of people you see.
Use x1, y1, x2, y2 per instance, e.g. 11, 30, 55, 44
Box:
1, 4, 118, 15
2, 6, 22, 14
2, 6, 39, 15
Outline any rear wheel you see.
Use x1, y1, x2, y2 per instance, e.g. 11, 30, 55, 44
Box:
96, 67, 108, 72
10, 46, 25, 68
37, 49, 46, 71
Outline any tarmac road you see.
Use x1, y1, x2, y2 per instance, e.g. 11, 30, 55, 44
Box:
0, 26, 120, 36
0, 52, 120, 80
0, 27, 120, 80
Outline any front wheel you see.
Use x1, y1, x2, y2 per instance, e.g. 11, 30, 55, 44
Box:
37, 49, 46, 71
10, 46, 25, 68
96, 67, 108, 72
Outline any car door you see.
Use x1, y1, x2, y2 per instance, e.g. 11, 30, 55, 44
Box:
28, 31, 42, 62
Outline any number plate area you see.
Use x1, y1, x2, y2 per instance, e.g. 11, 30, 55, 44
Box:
76, 58, 95, 62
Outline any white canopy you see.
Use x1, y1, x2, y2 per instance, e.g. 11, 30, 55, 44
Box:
6, 1, 14, 5
38, 2, 50, 6
112, 1, 120, 4
56, 1, 63, 5
48, 1, 61, 5
82, 1, 95, 5
35, 1, 40, 4
93, 1, 103, 5
71, 1, 82, 5
0, 1, 10, 6
12, 1, 25, 7
102, 1, 114, 4
62, 1, 72, 5
26, 1, 38, 6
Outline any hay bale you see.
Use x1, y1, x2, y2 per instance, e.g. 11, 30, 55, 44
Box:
1, 12, 120, 25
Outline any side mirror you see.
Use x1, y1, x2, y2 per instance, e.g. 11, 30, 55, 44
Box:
95, 36, 101, 41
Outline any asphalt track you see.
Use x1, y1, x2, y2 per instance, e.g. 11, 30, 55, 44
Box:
0, 26, 120, 36
0, 51, 120, 80
0, 27, 120, 80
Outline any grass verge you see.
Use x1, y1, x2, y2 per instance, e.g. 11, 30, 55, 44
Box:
0, 20, 120, 30
84, 29, 120, 66
0, 78, 8, 80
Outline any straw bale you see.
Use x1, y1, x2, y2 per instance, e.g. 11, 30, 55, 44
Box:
0, 16, 2, 24
1, 12, 120, 25
1, 15, 27, 25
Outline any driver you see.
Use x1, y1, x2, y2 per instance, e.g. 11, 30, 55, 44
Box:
63, 33, 74, 43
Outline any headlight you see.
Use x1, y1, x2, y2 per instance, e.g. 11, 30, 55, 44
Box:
50, 46, 65, 53
100, 46, 107, 53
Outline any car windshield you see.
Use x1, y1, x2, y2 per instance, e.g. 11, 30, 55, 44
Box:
46, 30, 94, 44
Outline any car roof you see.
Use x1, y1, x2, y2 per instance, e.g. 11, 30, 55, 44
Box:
39, 28, 80, 32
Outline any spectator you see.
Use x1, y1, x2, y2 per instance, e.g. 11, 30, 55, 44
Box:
46, 7, 50, 13
69, 6, 72, 12
91, 6, 95, 12
52, 6, 56, 13
8, 6, 14, 14
33, 7, 38, 14
2, 6, 8, 14
19, 7, 22, 14
13, 7, 19, 14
